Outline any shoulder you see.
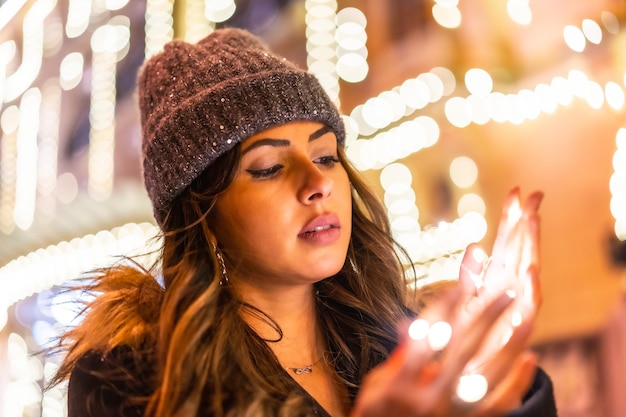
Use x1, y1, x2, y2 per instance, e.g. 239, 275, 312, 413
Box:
68, 346, 155, 417
507, 367, 558, 417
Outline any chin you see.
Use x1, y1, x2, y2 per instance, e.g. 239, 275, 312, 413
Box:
311, 259, 345, 280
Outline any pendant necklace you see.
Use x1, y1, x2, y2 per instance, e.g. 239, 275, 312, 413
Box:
285, 357, 323, 375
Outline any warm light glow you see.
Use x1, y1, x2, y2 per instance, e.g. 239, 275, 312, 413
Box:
56, 172, 79, 204
445, 96, 471, 128
458, 193, 486, 217
465, 68, 493, 98
4, 0, 54, 103
450, 156, 478, 188
507, 0, 532, 25
106, 0, 130, 11
432, 3, 461, 29
184, 0, 214, 42
205, 0, 236, 23
0, 222, 160, 310
583, 80, 605, 110
0, 0, 28, 32
408, 318, 429, 340
457, 374, 488, 403
59, 52, 84, 90
0, 106, 19, 234
38, 82, 62, 222
305, 0, 340, 102
14, 88, 41, 231
3, 3, 626, 417
605, 81, 625, 110
582, 19, 602, 44
66, 0, 91, 38
145, 0, 175, 58
0, 307, 6, 331
601, 11, 620, 34
611, 128, 626, 240
400, 78, 431, 110
507, 197, 522, 226
336, 53, 368, 83
564, 25, 586, 52
380, 163, 412, 192
428, 320, 452, 351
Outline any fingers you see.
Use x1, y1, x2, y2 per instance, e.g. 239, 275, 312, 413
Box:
481, 189, 542, 302
356, 284, 535, 417
473, 316, 534, 385
435, 291, 515, 392
477, 352, 538, 415
459, 244, 489, 296
521, 193, 542, 274
490, 188, 521, 262
491, 189, 542, 266
396, 286, 463, 376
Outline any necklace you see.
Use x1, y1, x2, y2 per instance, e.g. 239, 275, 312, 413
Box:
285, 357, 323, 375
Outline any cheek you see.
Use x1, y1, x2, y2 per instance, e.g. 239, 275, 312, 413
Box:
213, 194, 282, 254
212, 196, 246, 249
336, 172, 353, 208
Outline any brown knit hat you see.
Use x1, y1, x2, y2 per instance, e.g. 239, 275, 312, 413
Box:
138, 28, 345, 226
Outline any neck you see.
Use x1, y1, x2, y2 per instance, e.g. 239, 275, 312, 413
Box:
238, 283, 322, 366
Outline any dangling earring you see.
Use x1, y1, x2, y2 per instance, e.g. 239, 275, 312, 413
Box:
215, 246, 229, 285
349, 253, 359, 274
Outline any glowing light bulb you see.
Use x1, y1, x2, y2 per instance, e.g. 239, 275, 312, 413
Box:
408, 318, 429, 340
428, 320, 452, 350
457, 374, 488, 403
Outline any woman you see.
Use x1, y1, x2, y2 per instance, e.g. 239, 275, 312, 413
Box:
50, 28, 557, 417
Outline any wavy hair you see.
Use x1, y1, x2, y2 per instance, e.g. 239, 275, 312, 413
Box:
51, 142, 415, 417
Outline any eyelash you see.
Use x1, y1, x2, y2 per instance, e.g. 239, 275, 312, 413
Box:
315, 155, 340, 167
247, 165, 283, 179
246, 155, 340, 180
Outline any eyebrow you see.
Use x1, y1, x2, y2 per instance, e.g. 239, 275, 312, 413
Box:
241, 125, 333, 155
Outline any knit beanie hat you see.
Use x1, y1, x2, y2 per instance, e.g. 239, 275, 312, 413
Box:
138, 28, 345, 226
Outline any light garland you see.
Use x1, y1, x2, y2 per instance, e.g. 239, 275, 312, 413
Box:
0, 105, 19, 235
13, 88, 41, 231
3, 0, 53, 103
0, 222, 160, 314
184, 0, 212, 42
611, 128, 626, 240
144, 0, 175, 58
305, 0, 340, 104
65, 0, 91, 38
37, 82, 62, 224
335, 7, 369, 83
432, 0, 461, 29
88, 18, 131, 202
507, 0, 532, 26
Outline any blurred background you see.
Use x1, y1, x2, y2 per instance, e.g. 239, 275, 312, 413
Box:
1, 0, 626, 416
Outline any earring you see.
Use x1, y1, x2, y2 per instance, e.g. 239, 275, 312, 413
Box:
215, 247, 229, 286
348, 253, 359, 274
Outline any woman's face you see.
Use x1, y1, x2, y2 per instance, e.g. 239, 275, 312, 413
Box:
212, 121, 352, 290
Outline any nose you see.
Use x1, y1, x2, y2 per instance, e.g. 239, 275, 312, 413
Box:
297, 160, 333, 204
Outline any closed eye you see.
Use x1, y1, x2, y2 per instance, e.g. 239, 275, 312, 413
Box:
246, 164, 283, 180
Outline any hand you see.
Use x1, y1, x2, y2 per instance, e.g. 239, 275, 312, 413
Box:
459, 188, 543, 376
350, 188, 543, 417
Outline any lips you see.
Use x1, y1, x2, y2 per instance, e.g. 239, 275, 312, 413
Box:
298, 214, 341, 243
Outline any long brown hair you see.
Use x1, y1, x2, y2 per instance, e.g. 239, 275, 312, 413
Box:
51, 141, 414, 417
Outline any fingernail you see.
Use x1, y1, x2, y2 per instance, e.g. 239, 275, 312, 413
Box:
528, 191, 544, 211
